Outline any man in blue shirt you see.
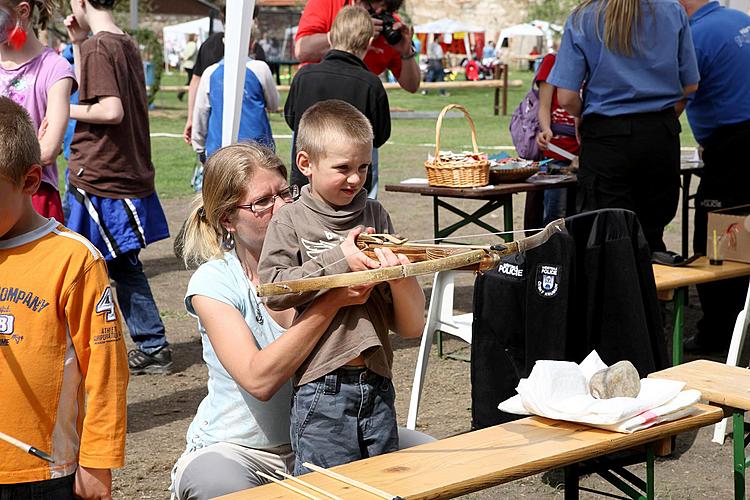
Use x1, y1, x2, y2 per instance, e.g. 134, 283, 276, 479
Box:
547, 0, 699, 253
679, 0, 750, 352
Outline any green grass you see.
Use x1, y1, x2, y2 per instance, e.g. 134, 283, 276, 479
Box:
61, 70, 698, 200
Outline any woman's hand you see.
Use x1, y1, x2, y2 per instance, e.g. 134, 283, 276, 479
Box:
64, 15, 88, 45
372, 247, 411, 286
536, 128, 553, 150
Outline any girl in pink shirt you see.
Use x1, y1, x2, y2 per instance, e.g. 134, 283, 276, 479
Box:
0, 0, 76, 221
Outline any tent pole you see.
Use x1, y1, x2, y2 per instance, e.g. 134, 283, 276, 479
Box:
222, 0, 256, 148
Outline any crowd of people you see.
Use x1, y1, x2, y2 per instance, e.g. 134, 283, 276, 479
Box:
1, 0, 750, 498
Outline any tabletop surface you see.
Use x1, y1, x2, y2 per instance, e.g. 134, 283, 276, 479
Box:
385, 178, 576, 199
221, 405, 722, 500
650, 360, 750, 410
653, 257, 750, 292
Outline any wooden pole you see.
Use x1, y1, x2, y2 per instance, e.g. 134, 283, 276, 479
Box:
222, 0, 256, 147
303, 462, 402, 500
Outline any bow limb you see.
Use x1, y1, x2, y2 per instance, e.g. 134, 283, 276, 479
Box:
255, 218, 566, 298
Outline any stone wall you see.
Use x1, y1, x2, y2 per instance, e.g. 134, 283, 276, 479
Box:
405, 0, 530, 42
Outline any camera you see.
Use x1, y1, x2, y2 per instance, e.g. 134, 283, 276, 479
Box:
371, 11, 402, 46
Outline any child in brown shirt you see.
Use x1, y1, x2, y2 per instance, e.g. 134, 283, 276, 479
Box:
258, 99, 425, 475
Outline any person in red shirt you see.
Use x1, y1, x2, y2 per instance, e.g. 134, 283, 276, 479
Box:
294, 0, 420, 93
535, 53, 580, 224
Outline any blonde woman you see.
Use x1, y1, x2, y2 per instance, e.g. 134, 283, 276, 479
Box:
547, 0, 699, 253
171, 142, 375, 499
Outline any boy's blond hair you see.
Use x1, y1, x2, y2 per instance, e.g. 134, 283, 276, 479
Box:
0, 97, 41, 185
296, 99, 373, 162
329, 5, 373, 55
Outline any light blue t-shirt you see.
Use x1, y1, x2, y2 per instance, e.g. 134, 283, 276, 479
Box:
182, 251, 292, 451
685, 1, 750, 143
548, 0, 699, 117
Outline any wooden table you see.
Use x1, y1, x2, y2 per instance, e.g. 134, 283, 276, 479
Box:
222, 405, 722, 500
650, 360, 750, 499
385, 179, 576, 243
653, 258, 750, 365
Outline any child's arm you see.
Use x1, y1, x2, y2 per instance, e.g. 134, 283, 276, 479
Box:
65, 257, 128, 497
70, 96, 124, 125
536, 81, 554, 150
373, 248, 426, 338
191, 68, 212, 154
39, 78, 74, 165
259, 215, 379, 311
252, 61, 279, 113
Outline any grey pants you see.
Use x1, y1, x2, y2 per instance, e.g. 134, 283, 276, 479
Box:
291, 367, 399, 476
173, 442, 294, 500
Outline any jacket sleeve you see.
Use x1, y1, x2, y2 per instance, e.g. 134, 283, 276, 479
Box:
65, 257, 128, 469
284, 77, 298, 130
372, 85, 391, 148
191, 64, 214, 154
258, 210, 350, 311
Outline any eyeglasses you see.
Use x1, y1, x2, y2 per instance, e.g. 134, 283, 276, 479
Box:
236, 185, 299, 215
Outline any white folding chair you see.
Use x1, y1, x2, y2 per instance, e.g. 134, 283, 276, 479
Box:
713, 278, 750, 444
406, 270, 473, 430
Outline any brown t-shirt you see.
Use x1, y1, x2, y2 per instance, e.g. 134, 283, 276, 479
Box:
258, 186, 397, 386
69, 32, 155, 198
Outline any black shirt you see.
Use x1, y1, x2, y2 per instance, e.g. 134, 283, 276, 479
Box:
193, 32, 224, 78
284, 49, 391, 149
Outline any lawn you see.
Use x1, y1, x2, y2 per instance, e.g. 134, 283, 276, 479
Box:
65, 70, 698, 200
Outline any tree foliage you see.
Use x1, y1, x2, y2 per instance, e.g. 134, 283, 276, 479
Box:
526, 0, 579, 25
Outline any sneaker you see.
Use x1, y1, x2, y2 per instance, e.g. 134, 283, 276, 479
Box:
128, 346, 173, 375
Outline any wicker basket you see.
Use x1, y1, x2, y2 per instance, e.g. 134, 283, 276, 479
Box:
424, 104, 490, 188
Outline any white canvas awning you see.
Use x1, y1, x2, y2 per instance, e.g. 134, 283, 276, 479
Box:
499, 23, 545, 38
413, 18, 484, 34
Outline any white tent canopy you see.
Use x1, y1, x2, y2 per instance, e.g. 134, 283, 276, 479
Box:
163, 17, 223, 66
499, 23, 544, 38
413, 18, 484, 34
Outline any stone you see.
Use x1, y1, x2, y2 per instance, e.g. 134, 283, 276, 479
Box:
589, 360, 641, 399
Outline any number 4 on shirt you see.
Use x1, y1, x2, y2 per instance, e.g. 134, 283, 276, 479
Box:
95, 287, 117, 322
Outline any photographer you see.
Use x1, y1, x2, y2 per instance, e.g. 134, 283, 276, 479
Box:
294, 0, 420, 93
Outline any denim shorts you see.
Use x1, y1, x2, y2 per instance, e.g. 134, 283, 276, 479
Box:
291, 367, 399, 476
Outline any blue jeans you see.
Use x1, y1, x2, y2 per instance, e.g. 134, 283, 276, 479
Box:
543, 188, 567, 224
107, 250, 168, 354
291, 367, 398, 476
0, 474, 74, 499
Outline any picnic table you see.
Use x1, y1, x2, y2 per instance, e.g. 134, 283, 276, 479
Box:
222, 404, 722, 499
653, 257, 750, 365
384, 178, 576, 243
650, 360, 750, 499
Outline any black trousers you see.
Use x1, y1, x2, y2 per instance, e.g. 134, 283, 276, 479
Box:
0, 474, 74, 500
693, 120, 750, 348
577, 109, 681, 253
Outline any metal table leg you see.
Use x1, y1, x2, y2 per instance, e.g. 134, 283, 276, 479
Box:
734, 410, 748, 500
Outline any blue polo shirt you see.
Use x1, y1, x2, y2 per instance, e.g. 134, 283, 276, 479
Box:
685, 1, 750, 143
548, 0, 699, 117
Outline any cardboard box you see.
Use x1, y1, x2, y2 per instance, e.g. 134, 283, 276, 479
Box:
707, 204, 750, 264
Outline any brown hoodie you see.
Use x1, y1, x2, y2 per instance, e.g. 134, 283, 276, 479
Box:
258, 186, 396, 386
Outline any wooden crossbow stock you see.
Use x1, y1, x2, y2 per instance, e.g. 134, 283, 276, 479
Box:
255, 218, 566, 298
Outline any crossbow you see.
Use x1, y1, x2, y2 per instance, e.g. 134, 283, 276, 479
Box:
255, 218, 566, 297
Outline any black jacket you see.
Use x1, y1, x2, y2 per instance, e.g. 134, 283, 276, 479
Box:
284, 50, 391, 150
471, 209, 668, 429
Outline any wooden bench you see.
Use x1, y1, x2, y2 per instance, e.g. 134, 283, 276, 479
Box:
221, 404, 722, 499
650, 360, 750, 500
653, 258, 750, 365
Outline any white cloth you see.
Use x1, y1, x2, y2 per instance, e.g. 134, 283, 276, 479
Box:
498, 351, 702, 433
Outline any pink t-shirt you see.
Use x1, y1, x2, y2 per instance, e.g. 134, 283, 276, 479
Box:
0, 48, 76, 190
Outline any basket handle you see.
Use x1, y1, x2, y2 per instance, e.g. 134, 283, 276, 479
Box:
433, 104, 480, 165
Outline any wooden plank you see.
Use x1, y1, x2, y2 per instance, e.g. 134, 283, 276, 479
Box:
160, 79, 524, 94
220, 404, 722, 499
653, 257, 750, 293
650, 360, 750, 410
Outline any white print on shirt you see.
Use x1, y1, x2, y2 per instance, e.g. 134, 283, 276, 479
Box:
735, 25, 750, 47
302, 236, 344, 260
498, 262, 524, 277
536, 264, 560, 298
95, 287, 118, 322
0, 314, 15, 334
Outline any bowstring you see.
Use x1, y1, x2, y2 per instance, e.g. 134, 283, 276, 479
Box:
299, 226, 548, 279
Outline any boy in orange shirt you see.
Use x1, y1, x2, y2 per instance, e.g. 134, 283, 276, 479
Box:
0, 97, 128, 499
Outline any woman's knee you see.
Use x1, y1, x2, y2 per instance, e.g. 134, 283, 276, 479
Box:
175, 448, 263, 500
